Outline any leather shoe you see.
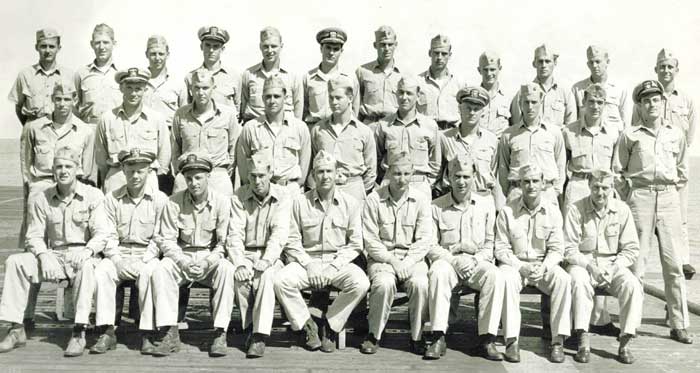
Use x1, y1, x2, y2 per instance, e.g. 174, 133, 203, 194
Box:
246, 336, 266, 359
141, 334, 156, 355
574, 348, 590, 363
321, 324, 337, 353
64, 331, 86, 357
0, 327, 26, 353
618, 346, 635, 364
409, 339, 426, 355
550, 344, 565, 363
360, 334, 379, 354
504, 340, 520, 363
589, 322, 620, 337
683, 264, 696, 280
209, 330, 228, 357
476, 342, 503, 361
90, 332, 117, 354
152, 326, 181, 357
301, 318, 322, 351
670, 329, 693, 344
423, 335, 446, 360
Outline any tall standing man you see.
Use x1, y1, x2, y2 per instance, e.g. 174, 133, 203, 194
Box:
356, 25, 402, 123
476, 51, 510, 139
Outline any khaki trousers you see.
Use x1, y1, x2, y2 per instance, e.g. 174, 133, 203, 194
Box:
234, 259, 284, 335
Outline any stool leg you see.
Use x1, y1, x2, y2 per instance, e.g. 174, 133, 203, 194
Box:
55, 286, 65, 321
115, 285, 125, 326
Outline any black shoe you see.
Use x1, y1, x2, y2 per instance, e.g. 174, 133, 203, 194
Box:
618, 346, 635, 364
670, 329, 693, 344
423, 335, 446, 360
504, 340, 520, 363
209, 329, 228, 357
574, 331, 590, 363
683, 264, 696, 280
321, 322, 337, 353
301, 318, 321, 351
90, 331, 117, 354
360, 334, 379, 354
589, 322, 620, 337
152, 326, 181, 357
475, 342, 503, 361
409, 339, 426, 355
550, 344, 565, 363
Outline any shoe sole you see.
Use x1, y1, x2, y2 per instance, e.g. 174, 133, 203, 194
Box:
0, 342, 26, 353
89, 345, 117, 354
152, 345, 181, 357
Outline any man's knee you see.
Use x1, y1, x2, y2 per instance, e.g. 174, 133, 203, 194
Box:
371, 272, 397, 293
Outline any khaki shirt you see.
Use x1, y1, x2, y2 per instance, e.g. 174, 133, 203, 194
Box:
284, 189, 363, 270
237, 113, 311, 185
310, 117, 377, 192
375, 113, 441, 185
74, 62, 121, 124
20, 115, 93, 182
480, 86, 511, 139
510, 78, 575, 128
183, 63, 241, 115
441, 127, 498, 192
8, 63, 73, 121
417, 69, 466, 124
99, 186, 169, 261
239, 62, 303, 120
143, 70, 184, 127
226, 184, 291, 268
562, 119, 619, 174
25, 182, 104, 256
356, 60, 402, 121
571, 78, 630, 132
363, 185, 432, 265
428, 193, 495, 264
614, 120, 688, 188
563, 197, 639, 269
497, 121, 566, 193
158, 189, 230, 266
171, 102, 240, 172
95, 106, 171, 174
494, 198, 564, 271
632, 87, 697, 146
302, 66, 360, 124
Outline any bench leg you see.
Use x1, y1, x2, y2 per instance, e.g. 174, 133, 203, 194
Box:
55, 287, 64, 321
337, 328, 346, 350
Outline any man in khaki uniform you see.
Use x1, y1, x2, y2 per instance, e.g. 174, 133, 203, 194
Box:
150, 154, 235, 357
424, 155, 504, 361
171, 69, 240, 196
183, 26, 240, 114
310, 75, 377, 201
571, 46, 630, 132
9, 28, 73, 126
0, 147, 104, 357
240, 27, 303, 122
94, 68, 171, 193
361, 152, 432, 355
237, 75, 311, 196
495, 164, 571, 363
375, 75, 441, 198
302, 27, 360, 127
615, 80, 692, 344
356, 25, 402, 123
274, 151, 368, 353
227, 153, 292, 358
510, 44, 574, 128
417, 35, 466, 130
476, 51, 510, 139
87, 149, 168, 355
564, 169, 643, 364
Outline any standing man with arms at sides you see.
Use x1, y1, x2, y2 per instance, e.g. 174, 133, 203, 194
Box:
441, 86, 500, 208
94, 68, 171, 193
87, 149, 168, 356
424, 155, 505, 361
510, 44, 574, 128
417, 35, 465, 130
150, 153, 236, 357
374, 75, 441, 198
571, 46, 630, 133
615, 80, 692, 344
632, 49, 697, 279
183, 26, 240, 116
361, 152, 432, 355
477, 51, 511, 139
240, 27, 303, 123
310, 75, 376, 201
274, 151, 369, 353
0, 147, 104, 357
228, 153, 292, 358
171, 69, 240, 196
498, 84, 566, 205
302, 27, 360, 127
356, 25, 402, 124
237, 75, 311, 196
495, 164, 572, 363
564, 169, 643, 364
9, 28, 72, 126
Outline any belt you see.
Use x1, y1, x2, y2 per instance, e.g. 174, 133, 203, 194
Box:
181, 245, 212, 253
119, 243, 149, 249
51, 243, 86, 251
570, 171, 591, 180
335, 175, 362, 186
271, 176, 299, 186
632, 183, 672, 192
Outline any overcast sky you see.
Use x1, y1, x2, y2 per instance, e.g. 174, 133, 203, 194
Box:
2, 0, 699, 153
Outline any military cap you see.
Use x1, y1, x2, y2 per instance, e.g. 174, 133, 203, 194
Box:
520, 83, 544, 98
92, 24, 115, 40
590, 168, 615, 183
313, 150, 337, 169
118, 148, 155, 165
36, 28, 60, 43
53, 146, 80, 165
456, 86, 490, 106
263, 75, 286, 92
327, 74, 355, 94
191, 69, 214, 85
633, 80, 664, 104
586, 45, 608, 60
657, 48, 678, 65
374, 25, 396, 42
198, 26, 229, 44
260, 26, 282, 42
430, 34, 451, 51
179, 153, 212, 173
447, 154, 475, 174
518, 163, 543, 179
249, 152, 271, 173
115, 67, 150, 84
51, 80, 76, 97
397, 75, 420, 92
316, 27, 347, 45
146, 35, 168, 50
478, 51, 501, 67
583, 83, 607, 101
387, 151, 413, 168
533, 44, 558, 60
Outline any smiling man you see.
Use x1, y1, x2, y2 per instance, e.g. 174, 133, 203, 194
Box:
476, 51, 510, 139
143, 35, 182, 129
356, 26, 402, 123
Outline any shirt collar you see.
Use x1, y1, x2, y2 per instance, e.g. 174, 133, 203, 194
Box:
584, 195, 618, 215
114, 184, 155, 200
199, 61, 226, 74
377, 184, 420, 203
49, 181, 86, 201
371, 59, 399, 73
88, 60, 117, 73
446, 192, 476, 211
33, 63, 63, 76
577, 119, 612, 135
517, 198, 547, 215
242, 184, 282, 204
252, 61, 288, 74
532, 77, 559, 90
390, 112, 427, 127
117, 105, 153, 120
312, 189, 341, 205
518, 119, 549, 131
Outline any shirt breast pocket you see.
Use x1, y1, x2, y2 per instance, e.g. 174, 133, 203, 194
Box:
282, 137, 301, 162
328, 215, 347, 247
602, 223, 620, 254
364, 77, 381, 104
400, 211, 417, 242
301, 216, 323, 244
177, 215, 195, 244
510, 228, 527, 255
72, 208, 90, 229
377, 210, 395, 241
511, 142, 527, 167
438, 218, 459, 246
207, 126, 227, 154
496, 105, 511, 119
248, 80, 263, 106
534, 225, 551, 252
33, 142, 54, 171
137, 215, 157, 239
410, 138, 430, 166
